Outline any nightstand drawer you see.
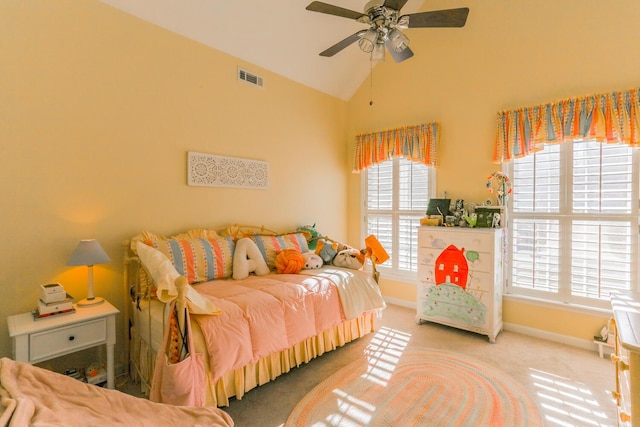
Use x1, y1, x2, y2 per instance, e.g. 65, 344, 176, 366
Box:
29, 318, 107, 363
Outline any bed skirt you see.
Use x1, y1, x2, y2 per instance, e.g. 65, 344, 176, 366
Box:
129, 311, 377, 407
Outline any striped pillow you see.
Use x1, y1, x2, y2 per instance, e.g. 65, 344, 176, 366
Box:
145, 236, 235, 284
250, 233, 309, 270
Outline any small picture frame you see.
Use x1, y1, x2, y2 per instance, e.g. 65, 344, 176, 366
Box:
475, 207, 502, 228
426, 199, 451, 216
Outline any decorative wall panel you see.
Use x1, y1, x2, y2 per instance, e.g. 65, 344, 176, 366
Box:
187, 152, 269, 190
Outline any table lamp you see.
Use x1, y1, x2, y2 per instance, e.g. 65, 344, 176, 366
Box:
364, 235, 390, 283
67, 239, 110, 307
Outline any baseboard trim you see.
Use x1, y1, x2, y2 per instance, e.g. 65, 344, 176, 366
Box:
384, 296, 414, 309
383, 297, 611, 356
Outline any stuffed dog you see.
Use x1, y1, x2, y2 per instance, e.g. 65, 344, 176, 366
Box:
332, 248, 366, 270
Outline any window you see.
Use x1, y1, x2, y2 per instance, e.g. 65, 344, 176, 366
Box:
507, 139, 639, 308
363, 157, 434, 279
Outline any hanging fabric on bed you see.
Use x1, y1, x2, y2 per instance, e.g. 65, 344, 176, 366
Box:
150, 301, 206, 406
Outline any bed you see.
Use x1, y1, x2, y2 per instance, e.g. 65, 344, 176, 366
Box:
123, 226, 386, 407
0, 357, 233, 426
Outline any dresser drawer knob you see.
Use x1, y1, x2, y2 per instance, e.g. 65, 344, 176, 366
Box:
68, 336, 75, 341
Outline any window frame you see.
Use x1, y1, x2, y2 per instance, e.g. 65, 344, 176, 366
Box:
504, 139, 640, 309
361, 157, 436, 281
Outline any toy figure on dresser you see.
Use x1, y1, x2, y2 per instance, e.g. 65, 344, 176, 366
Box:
451, 199, 465, 226
457, 203, 475, 227
464, 213, 478, 228
492, 213, 501, 228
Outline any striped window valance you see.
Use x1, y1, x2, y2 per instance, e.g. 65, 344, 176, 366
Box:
353, 122, 440, 172
494, 87, 640, 163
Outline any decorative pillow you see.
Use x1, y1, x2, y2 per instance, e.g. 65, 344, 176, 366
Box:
131, 230, 234, 284
136, 242, 221, 315
233, 237, 270, 280
250, 233, 309, 270
150, 236, 234, 284
136, 241, 180, 297
275, 249, 305, 274
130, 229, 220, 255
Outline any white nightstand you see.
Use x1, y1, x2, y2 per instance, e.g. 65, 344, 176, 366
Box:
7, 300, 119, 389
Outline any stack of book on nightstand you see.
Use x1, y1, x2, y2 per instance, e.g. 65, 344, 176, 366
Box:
33, 283, 75, 320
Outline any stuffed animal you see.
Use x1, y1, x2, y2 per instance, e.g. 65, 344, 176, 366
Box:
315, 238, 348, 264
302, 252, 323, 269
275, 249, 305, 274
315, 239, 337, 264
332, 248, 366, 270
297, 224, 322, 250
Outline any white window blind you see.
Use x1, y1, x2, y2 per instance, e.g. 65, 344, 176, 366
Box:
364, 158, 432, 278
508, 140, 638, 307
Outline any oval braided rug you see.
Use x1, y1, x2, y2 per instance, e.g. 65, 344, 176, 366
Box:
286, 348, 542, 427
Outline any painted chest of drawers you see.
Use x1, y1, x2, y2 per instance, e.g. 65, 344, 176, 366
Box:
416, 226, 504, 342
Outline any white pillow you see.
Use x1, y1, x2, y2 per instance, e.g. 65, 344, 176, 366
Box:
233, 237, 270, 280
136, 242, 220, 315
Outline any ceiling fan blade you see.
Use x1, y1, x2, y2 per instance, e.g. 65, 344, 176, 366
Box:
320, 31, 365, 57
385, 39, 414, 63
306, 1, 366, 21
383, 0, 409, 12
405, 7, 469, 28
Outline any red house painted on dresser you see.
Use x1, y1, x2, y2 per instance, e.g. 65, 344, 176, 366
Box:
434, 245, 469, 290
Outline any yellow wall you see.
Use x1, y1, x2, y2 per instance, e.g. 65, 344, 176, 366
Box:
2, 0, 639, 366
0, 1, 349, 363
346, 0, 640, 341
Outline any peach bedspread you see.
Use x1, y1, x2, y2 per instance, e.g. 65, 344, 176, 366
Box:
190, 268, 386, 383
0, 358, 233, 426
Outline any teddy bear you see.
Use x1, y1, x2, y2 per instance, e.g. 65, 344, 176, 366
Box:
332, 248, 366, 270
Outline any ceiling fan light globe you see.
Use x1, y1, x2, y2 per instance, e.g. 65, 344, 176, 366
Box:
358, 28, 378, 53
388, 28, 409, 53
371, 42, 385, 61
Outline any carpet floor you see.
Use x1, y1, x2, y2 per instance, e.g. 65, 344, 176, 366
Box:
120, 303, 617, 427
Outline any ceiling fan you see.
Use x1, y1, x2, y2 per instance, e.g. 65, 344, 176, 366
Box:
306, 0, 469, 63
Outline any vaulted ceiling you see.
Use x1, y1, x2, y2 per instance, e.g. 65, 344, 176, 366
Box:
100, 0, 436, 101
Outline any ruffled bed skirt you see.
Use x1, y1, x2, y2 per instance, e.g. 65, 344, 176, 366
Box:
129, 311, 377, 407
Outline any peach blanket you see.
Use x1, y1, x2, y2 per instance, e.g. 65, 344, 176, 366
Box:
191, 268, 386, 383
0, 358, 233, 426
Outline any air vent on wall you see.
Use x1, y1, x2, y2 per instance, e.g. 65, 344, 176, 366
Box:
238, 68, 264, 88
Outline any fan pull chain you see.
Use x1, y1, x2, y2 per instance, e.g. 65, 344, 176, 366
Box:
369, 59, 374, 106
